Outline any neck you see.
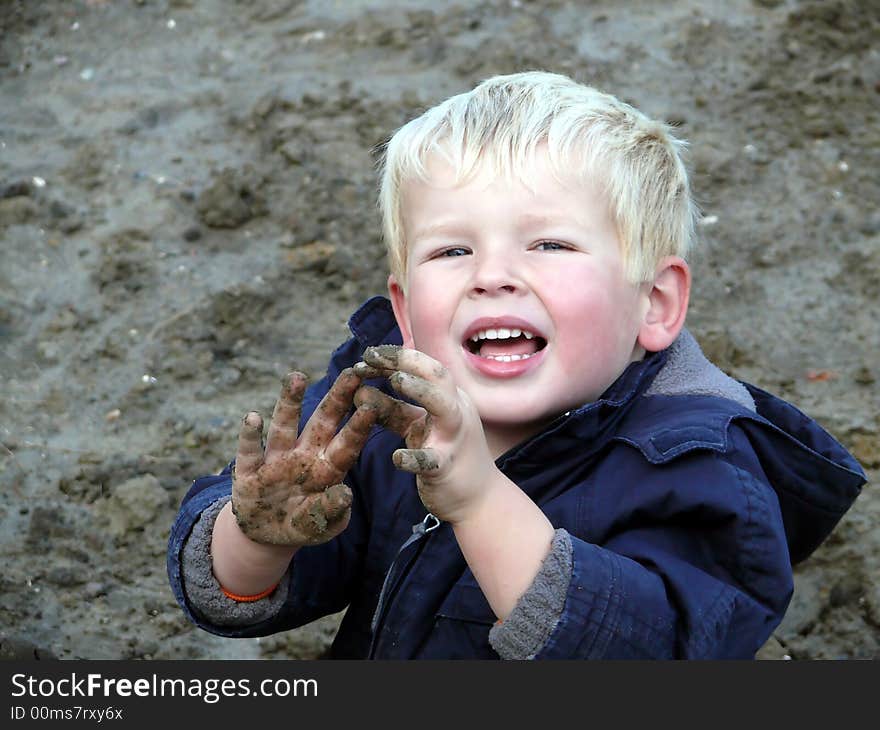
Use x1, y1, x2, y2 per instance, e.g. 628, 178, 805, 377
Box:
484, 420, 553, 461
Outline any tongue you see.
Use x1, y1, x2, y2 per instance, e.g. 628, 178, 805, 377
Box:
479, 336, 539, 358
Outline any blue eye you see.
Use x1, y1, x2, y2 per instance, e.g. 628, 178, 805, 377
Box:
534, 240, 569, 251
436, 247, 470, 257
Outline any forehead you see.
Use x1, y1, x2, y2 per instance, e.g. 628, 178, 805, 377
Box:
399, 147, 610, 224
408, 141, 591, 189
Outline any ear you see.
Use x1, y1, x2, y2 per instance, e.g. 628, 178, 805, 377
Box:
387, 274, 416, 348
637, 256, 691, 353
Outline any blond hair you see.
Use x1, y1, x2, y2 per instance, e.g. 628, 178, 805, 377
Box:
377, 71, 696, 286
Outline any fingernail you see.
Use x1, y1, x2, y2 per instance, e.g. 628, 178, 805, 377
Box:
326, 483, 350, 504
393, 450, 414, 471
354, 384, 379, 405
364, 344, 401, 367
390, 371, 410, 389
393, 449, 439, 472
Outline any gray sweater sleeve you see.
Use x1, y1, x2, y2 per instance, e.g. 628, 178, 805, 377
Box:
488, 528, 573, 660
180, 495, 290, 627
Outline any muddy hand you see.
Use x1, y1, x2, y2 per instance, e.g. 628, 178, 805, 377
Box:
231, 368, 378, 547
354, 345, 497, 524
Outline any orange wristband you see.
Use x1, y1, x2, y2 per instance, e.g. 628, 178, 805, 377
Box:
220, 582, 279, 602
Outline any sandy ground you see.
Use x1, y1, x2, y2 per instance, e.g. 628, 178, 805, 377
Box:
0, 0, 877, 660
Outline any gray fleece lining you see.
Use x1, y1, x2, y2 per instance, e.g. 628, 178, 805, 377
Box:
488, 529, 573, 659
646, 329, 756, 412
180, 495, 290, 627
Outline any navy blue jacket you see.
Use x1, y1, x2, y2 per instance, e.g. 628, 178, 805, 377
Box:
167, 296, 866, 659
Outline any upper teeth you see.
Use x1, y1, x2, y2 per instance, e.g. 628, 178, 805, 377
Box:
470, 328, 535, 342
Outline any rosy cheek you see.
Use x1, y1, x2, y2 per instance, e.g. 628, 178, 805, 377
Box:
407, 302, 445, 355
555, 294, 618, 363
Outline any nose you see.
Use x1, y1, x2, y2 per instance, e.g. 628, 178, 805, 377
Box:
468, 250, 523, 298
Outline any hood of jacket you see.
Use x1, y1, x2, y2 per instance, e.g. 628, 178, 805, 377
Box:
643, 329, 865, 563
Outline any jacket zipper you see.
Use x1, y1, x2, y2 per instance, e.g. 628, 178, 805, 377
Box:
367, 513, 441, 659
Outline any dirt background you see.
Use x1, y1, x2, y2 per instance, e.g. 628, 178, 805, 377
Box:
0, 0, 877, 660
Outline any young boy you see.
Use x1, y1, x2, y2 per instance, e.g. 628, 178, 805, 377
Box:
167, 72, 866, 659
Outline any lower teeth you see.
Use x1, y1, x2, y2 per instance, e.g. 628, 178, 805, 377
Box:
483, 353, 533, 362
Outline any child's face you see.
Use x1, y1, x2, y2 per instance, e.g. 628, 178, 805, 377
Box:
388, 148, 650, 451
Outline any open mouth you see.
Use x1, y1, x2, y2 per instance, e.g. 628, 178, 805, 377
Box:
464, 327, 548, 362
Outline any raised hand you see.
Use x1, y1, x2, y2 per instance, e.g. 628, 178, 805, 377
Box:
231, 368, 378, 547
353, 345, 497, 524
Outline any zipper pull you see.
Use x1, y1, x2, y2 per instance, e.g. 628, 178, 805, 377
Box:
385, 513, 441, 559
413, 512, 441, 537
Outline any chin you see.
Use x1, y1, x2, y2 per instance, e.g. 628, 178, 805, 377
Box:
478, 404, 558, 431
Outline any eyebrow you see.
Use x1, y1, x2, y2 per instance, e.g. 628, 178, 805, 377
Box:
516, 213, 584, 230
410, 213, 589, 243
410, 222, 471, 242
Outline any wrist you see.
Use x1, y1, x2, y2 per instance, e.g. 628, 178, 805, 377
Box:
211, 502, 298, 596
448, 464, 513, 528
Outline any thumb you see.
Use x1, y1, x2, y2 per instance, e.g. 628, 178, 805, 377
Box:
392, 448, 444, 474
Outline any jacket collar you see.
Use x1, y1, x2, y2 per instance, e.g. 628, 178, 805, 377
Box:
348, 296, 402, 348
646, 329, 755, 411
497, 347, 668, 471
